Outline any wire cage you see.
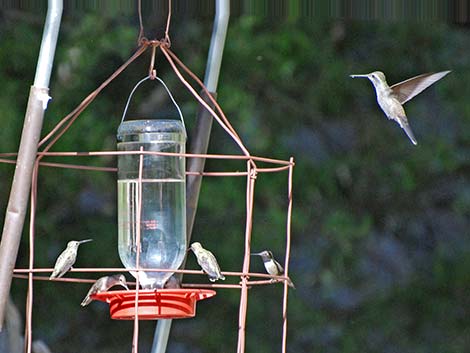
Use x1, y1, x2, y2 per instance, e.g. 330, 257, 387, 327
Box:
0, 5, 295, 353
6, 146, 294, 353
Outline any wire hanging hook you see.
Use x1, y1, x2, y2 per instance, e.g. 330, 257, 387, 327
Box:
149, 44, 158, 79
137, 0, 145, 45
137, 0, 172, 48
163, 0, 172, 47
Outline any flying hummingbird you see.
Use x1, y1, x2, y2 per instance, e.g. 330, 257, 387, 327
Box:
350, 70, 451, 145
81, 274, 129, 306
190, 242, 225, 282
49, 239, 93, 279
251, 250, 295, 288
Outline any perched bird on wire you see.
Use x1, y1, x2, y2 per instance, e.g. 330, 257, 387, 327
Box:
164, 275, 182, 289
49, 239, 93, 279
189, 242, 225, 282
81, 274, 129, 306
350, 70, 451, 145
251, 250, 295, 288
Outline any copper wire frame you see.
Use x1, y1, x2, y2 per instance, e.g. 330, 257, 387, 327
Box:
1, 54, 296, 353
2, 149, 294, 353
1, 5, 295, 349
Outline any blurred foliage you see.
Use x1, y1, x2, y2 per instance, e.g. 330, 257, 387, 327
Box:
0, 3, 469, 353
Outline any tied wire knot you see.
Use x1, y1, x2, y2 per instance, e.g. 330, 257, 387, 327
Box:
161, 34, 171, 49
138, 37, 171, 49
249, 166, 258, 180
138, 37, 172, 80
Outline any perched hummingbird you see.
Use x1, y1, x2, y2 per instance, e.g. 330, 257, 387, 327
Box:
81, 274, 129, 306
190, 242, 225, 282
164, 275, 182, 289
350, 70, 451, 145
251, 250, 295, 288
49, 239, 93, 279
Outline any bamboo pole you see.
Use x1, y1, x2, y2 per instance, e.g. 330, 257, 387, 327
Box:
0, 0, 63, 330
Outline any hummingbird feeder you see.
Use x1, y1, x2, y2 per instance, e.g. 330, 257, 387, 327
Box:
91, 76, 215, 319
4, 1, 295, 351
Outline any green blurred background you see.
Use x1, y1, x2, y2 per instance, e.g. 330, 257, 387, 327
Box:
1, 1, 469, 352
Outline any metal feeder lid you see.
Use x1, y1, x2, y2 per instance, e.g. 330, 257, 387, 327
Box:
117, 119, 186, 142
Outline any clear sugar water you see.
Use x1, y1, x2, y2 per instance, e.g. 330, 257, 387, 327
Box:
117, 120, 187, 289
118, 178, 186, 289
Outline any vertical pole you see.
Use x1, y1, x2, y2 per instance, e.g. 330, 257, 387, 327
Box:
132, 148, 144, 353
150, 1, 230, 352
236, 162, 256, 353
0, 0, 63, 330
281, 158, 294, 353
186, 0, 230, 236
24, 161, 40, 353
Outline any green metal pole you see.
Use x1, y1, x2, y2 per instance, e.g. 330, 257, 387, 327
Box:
150, 1, 230, 352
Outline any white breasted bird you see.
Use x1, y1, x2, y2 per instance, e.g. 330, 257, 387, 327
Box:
251, 250, 295, 288
49, 239, 93, 279
81, 274, 129, 306
350, 70, 451, 145
190, 242, 225, 282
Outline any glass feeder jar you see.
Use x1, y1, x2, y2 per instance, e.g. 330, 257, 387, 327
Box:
117, 119, 187, 289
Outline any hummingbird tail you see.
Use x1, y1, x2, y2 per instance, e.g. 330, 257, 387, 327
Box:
287, 278, 296, 289
49, 270, 60, 280
208, 274, 225, 282
81, 296, 91, 306
401, 123, 418, 145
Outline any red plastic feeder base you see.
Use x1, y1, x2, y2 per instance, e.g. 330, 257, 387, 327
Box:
92, 289, 216, 320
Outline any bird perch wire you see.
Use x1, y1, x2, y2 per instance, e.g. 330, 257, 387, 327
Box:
2, 1, 296, 352
13, 268, 291, 281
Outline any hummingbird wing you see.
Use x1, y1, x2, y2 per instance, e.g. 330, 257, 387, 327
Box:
81, 277, 105, 306
196, 250, 225, 281
270, 259, 296, 288
273, 259, 285, 275
50, 249, 76, 279
391, 71, 450, 105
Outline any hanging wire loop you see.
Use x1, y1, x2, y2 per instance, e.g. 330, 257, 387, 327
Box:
137, 0, 172, 48
120, 75, 186, 134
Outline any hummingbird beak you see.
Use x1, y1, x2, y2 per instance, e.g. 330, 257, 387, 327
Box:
350, 74, 369, 78
250, 252, 262, 256
78, 239, 93, 244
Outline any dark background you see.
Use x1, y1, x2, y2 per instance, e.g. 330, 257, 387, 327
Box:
0, 1, 469, 352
